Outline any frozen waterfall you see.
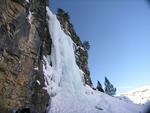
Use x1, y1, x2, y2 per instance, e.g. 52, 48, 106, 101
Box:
43, 7, 92, 113
45, 6, 85, 96
42, 7, 144, 113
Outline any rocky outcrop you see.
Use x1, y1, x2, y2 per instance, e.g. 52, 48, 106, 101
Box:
0, 0, 50, 112
56, 9, 93, 86
0, 1, 93, 112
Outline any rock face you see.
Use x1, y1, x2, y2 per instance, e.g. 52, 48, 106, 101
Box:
0, 1, 93, 112
0, 0, 49, 112
56, 9, 93, 86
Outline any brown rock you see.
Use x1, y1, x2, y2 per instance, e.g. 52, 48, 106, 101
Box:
0, 0, 50, 113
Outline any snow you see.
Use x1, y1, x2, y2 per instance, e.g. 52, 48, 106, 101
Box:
116, 96, 134, 104
121, 85, 150, 104
80, 46, 85, 51
27, 11, 32, 24
34, 67, 38, 70
26, 0, 29, 3
43, 7, 145, 113
43, 56, 59, 97
36, 80, 40, 85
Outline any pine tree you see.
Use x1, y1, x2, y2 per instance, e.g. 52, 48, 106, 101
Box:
96, 80, 104, 92
83, 41, 90, 50
57, 8, 65, 14
104, 77, 116, 96
64, 12, 70, 20
147, 0, 150, 5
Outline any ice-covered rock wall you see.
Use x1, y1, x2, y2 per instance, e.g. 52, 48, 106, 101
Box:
56, 9, 93, 86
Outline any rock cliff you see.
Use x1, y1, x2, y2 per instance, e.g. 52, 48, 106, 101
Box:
0, 1, 93, 113
0, 0, 49, 112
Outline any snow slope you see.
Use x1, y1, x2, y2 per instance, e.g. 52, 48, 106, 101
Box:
43, 7, 144, 113
121, 86, 150, 104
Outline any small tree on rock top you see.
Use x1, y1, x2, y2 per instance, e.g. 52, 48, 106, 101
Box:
83, 41, 90, 50
104, 77, 116, 96
57, 8, 65, 14
96, 80, 104, 92
57, 8, 70, 20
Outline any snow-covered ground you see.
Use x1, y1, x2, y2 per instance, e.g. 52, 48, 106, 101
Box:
121, 86, 150, 104
43, 7, 145, 113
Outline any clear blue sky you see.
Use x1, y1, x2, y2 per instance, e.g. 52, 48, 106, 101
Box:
50, 0, 150, 93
